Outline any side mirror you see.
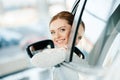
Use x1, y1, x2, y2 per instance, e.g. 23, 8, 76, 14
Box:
26, 39, 54, 58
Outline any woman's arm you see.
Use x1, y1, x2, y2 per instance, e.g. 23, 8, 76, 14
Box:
31, 48, 66, 68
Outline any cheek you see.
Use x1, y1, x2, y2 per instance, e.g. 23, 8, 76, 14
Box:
64, 31, 70, 41
51, 36, 55, 42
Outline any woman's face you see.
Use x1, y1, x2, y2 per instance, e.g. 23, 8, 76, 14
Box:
50, 19, 71, 48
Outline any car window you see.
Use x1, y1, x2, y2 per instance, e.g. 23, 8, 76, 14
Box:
66, 0, 120, 67
58, 1, 120, 80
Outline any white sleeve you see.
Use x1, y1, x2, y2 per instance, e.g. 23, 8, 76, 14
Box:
31, 48, 66, 68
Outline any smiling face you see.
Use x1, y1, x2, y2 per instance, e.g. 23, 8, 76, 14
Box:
50, 19, 72, 48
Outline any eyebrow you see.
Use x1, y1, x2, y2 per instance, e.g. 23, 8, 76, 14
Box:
58, 26, 66, 29
50, 30, 54, 32
50, 26, 66, 31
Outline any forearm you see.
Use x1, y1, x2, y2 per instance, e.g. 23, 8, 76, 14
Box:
31, 48, 66, 68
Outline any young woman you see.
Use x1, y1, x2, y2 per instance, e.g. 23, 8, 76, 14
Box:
49, 11, 85, 48
49, 11, 73, 48
49, 11, 87, 59
31, 11, 87, 68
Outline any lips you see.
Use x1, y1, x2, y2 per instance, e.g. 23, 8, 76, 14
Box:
55, 39, 66, 45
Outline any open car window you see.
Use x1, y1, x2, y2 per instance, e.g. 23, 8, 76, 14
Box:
59, 1, 120, 80
66, 0, 87, 62
67, 0, 120, 67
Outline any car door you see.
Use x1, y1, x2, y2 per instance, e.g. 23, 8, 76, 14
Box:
57, 0, 120, 80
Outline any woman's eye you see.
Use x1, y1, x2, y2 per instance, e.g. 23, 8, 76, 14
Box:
51, 31, 55, 34
60, 28, 65, 32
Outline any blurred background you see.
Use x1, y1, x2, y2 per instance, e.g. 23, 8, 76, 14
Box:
0, 0, 75, 79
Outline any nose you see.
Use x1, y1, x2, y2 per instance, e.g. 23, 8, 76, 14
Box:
54, 32, 61, 39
